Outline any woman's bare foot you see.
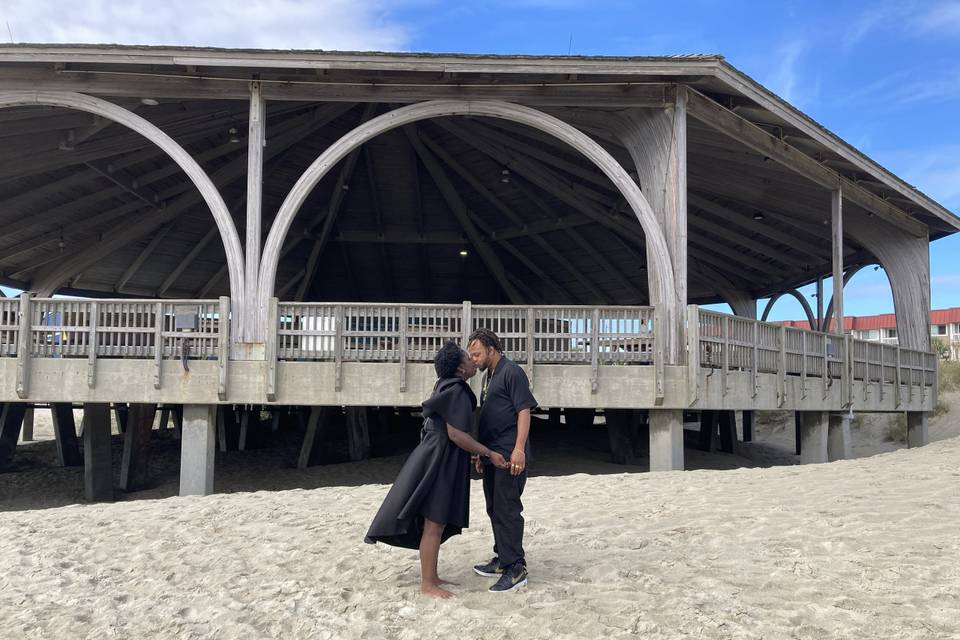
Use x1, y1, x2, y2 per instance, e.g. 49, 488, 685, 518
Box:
421, 584, 455, 598
435, 578, 459, 587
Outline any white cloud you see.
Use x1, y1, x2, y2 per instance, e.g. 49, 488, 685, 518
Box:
0, 0, 413, 51
912, 1, 960, 36
766, 39, 805, 104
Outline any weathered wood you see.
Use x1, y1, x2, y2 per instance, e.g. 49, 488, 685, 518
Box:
114, 403, 129, 434
119, 403, 156, 491
245, 81, 266, 338
216, 405, 240, 452
0, 403, 27, 470
605, 408, 644, 465
179, 404, 216, 496
831, 188, 844, 336
345, 406, 371, 462
21, 406, 34, 441
51, 403, 83, 467
297, 406, 328, 469
82, 403, 113, 502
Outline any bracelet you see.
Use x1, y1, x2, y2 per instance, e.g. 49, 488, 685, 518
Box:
482, 448, 491, 458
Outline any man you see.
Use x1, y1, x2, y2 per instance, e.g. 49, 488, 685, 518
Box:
467, 327, 537, 593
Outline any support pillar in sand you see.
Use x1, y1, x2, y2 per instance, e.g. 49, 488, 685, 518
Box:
906, 412, 928, 448
346, 407, 371, 462
827, 413, 852, 462
21, 406, 34, 442
649, 409, 683, 472
0, 402, 27, 470
741, 410, 753, 442
605, 408, 646, 465
120, 403, 156, 491
179, 404, 216, 496
83, 403, 113, 502
51, 403, 83, 467
297, 406, 328, 469
798, 411, 829, 464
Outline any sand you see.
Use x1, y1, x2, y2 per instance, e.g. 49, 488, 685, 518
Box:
1, 400, 958, 639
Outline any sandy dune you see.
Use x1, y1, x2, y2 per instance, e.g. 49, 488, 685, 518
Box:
1, 417, 959, 638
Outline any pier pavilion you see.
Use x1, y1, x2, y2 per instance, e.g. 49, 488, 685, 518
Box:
0, 45, 955, 497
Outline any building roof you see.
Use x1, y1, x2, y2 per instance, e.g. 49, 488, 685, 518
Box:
780, 308, 960, 332
0, 44, 956, 303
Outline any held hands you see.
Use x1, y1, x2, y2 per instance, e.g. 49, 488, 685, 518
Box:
509, 448, 526, 476
489, 451, 509, 470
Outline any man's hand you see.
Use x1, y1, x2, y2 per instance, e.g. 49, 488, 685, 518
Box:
509, 448, 526, 476
489, 451, 509, 470
472, 454, 483, 474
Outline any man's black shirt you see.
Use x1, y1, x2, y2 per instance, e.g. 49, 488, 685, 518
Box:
478, 356, 537, 458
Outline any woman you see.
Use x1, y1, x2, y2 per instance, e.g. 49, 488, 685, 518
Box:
365, 341, 509, 598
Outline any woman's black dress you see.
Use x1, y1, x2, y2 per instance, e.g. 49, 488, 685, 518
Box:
364, 377, 477, 549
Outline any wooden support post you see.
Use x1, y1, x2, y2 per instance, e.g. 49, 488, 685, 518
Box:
822, 334, 830, 401
114, 403, 129, 434
815, 277, 824, 331
687, 305, 700, 406
153, 301, 163, 390
399, 306, 408, 393
649, 410, 684, 472
265, 297, 279, 401
831, 187, 844, 337
245, 80, 266, 342
87, 300, 98, 388
120, 403, 156, 491
334, 305, 344, 392
800, 332, 807, 399
605, 409, 643, 465
895, 347, 902, 408
82, 403, 113, 502
590, 307, 600, 393
21, 406, 33, 442
218, 296, 230, 401
721, 315, 729, 397
842, 335, 852, 408
158, 407, 171, 432
462, 300, 473, 346
346, 407, 371, 462
798, 411, 829, 464
698, 410, 715, 452
653, 305, 666, 405
179, 404, 216, 496
906, 412, 928, 448
795, 411, 802, 456
172, 405, 183, 440
751, 322, 759, 398
827, 413, 851, 462
271, 410, 281, 432
297, 406, 327, 469
238, 409, 252, 451
51, 403, 83, 467
526, 307, 535, 391
741, 410, 753, 443
0, 403, 27, 470
15, 293, 31, 399
777, 324, 787, 407
718, 410, 736, 454
217, 405, 240, 452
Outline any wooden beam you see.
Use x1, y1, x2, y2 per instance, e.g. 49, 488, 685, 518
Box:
157, 226, 221, 296
832, 187, 844, 335
685, 88, 925, 237
295, 103, 376, 301
409, 140, 432, 301
245, 81, 266, 339
404, 125, 523, 304
363, 141, 396, 301
115, 222, 175, 291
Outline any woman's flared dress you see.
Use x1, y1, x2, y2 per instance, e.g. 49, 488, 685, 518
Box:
364, 377, 477, 549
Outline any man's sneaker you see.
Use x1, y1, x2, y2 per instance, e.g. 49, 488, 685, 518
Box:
489, 561, 528, 592
473, 556, 503, 577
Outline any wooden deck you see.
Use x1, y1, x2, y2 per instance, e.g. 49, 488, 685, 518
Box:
0, 296, 936, 412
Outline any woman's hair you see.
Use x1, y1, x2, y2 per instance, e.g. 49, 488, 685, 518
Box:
467, 327, 502, 353
434, 341, 465, 378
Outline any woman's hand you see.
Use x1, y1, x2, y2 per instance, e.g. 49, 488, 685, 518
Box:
489, 451, 509, 469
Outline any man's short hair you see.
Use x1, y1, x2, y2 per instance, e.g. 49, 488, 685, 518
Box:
467, 327, 503, 353
434, 341, 465, 378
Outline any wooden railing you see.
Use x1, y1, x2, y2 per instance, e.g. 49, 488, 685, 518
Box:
694, 307, 937, 406
0, 295, 937, 407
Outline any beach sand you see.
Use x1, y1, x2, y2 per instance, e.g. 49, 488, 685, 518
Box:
1, 399, 958, 639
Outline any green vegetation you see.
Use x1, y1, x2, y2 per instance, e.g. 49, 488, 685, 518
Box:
884, 414, 908, 444
939, 360, 960, 394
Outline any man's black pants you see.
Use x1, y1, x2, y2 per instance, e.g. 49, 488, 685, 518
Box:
482, 464, 526, 567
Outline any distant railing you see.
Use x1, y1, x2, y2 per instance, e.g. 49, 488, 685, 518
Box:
695, 307, 937, 406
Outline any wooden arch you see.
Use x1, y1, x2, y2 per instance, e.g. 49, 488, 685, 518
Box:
257, 100, 677, 340
0, 92, 246, 327
760, 289, 818, 329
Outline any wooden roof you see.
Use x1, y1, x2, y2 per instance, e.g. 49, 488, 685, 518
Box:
0, 45, 956, 304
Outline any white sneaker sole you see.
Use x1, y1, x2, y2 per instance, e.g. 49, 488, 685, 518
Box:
473, 568, 501, 577
490, 577, 527, 592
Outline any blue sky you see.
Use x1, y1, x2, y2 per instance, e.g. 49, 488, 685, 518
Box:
2, 0, 958, 320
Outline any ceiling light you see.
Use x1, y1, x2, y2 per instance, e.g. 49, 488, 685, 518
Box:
500, 168, 511, 184
140, 97, 159, 106
752, 212, 765, 221
459, 249, 469, 257
228, 127, 240, 143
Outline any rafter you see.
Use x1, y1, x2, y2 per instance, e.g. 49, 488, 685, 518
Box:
363, 141, 396, 301
114, 222, 175, 291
